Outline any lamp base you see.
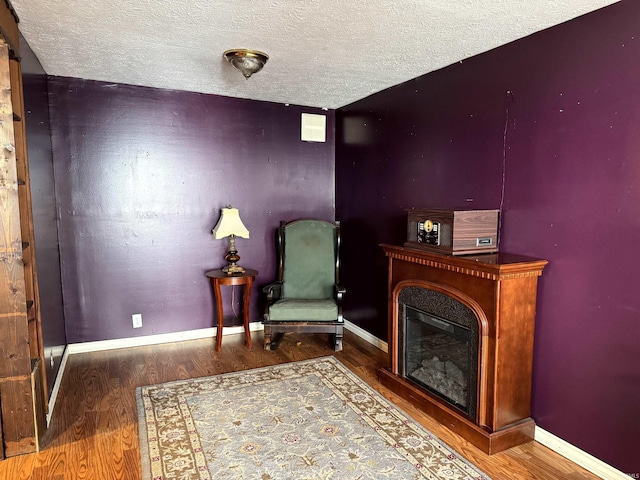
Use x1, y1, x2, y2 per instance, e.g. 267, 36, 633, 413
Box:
221, 235, 246, 274
222, 263, 245, 275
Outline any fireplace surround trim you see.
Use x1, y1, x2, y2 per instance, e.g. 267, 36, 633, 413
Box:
397, 283, 485, 420
393, 280, 490, 424
391, 279, 488, 374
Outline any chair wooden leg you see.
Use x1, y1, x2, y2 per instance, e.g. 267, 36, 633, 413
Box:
333, 334, 343, 352
334, 326, 344, 352
263, 324, 273, 350
270, 333, 285, 350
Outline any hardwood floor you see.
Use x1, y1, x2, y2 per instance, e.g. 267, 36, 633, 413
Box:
0, 329, 600, 479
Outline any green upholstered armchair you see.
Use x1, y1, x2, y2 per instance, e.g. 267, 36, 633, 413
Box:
262, 219, 345, 351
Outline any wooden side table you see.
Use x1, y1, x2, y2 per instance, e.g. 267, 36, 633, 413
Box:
205, 269, 258, 352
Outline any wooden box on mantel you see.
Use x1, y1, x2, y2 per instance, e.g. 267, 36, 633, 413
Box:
405, 208, 499, 255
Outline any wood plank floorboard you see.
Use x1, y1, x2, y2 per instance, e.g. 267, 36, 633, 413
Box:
0, 329, 600, 479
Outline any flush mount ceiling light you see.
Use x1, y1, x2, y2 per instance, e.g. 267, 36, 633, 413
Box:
223, 49, 269, 79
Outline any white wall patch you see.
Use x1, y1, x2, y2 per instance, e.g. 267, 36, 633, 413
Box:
301, 113, 326, 142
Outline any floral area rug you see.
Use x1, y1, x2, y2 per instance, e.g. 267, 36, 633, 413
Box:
136, 356, 490, 479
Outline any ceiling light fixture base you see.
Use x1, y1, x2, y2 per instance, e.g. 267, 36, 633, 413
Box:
223, 49, 269, 79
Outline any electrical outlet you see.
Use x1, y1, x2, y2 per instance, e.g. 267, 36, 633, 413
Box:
132, 313, 143, 328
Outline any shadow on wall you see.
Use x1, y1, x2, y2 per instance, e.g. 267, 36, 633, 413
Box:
339, 217, 403, 341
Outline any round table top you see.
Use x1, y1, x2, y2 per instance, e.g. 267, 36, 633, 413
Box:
205, 268, 258, 279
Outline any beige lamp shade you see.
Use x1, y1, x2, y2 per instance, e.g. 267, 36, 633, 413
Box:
212, 207, 250, 239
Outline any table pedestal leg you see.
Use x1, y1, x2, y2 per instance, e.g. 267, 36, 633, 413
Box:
207, 270, 257, 352
212, 280, 224, 352
243, 277, 253, 349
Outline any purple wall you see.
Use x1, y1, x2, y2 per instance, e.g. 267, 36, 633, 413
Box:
20, 34, 66, 395
336, 0, 638, 473
48, 77, 335, 343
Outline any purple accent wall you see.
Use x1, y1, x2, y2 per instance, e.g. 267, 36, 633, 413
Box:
336, 1, 638, 473
20, 34, 66, 395
48, 77, 334, 343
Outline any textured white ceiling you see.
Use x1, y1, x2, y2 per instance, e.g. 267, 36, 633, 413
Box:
12, 0, 618, 109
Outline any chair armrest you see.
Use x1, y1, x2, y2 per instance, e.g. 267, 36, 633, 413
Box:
263, 281, 283, 303
335, 283, 346, 302
335, 283, 346, 322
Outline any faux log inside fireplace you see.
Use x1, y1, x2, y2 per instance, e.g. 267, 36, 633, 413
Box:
379, 244, 547, 454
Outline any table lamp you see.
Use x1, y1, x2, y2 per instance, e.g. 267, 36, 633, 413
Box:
212, 207, 250, 274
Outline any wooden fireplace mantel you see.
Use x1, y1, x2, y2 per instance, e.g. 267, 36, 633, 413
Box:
379, 244, 547, 454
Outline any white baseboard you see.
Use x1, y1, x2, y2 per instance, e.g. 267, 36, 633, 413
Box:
344, 319, 388, 352
66, 323, 264, 354
46, 345, 70, 426
62, 320, 384, 356
534, 427, 628, 479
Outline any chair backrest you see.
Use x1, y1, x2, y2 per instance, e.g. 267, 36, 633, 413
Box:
279, 219, 338, 299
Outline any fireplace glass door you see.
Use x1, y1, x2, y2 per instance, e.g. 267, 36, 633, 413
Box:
402, 305, 472, 414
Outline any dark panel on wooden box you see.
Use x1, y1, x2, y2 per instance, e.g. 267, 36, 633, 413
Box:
405, 209, 499, 255
0, 396, 3, 459
0, 375, 37, 456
